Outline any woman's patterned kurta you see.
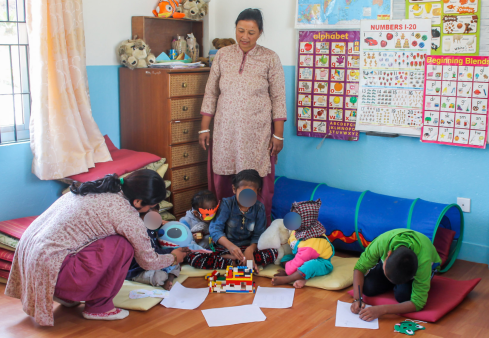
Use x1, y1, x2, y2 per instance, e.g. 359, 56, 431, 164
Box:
5, 192, 174, 326
201, 44, 287, 177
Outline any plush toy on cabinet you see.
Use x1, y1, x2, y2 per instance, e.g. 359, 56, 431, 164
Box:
153, 0, 185, 18
212, 38, 236, 49
118, 37, 156, 70
176, 0, 210, 20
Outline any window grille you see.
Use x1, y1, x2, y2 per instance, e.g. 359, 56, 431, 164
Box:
0, 0, 30, 144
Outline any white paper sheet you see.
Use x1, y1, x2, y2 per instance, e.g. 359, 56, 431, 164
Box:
202, 305, 267, 327
335, 300, 379, 329
129, 289, 169, 299
160, 282, 208, 310
252, 286, 295, 309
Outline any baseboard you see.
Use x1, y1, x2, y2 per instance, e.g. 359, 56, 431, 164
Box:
458, 241, 489, 265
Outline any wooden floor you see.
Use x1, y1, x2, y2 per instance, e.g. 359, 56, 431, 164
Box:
0, 259, 488, 338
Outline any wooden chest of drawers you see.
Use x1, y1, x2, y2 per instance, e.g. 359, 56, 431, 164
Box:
119, 68, 210, 219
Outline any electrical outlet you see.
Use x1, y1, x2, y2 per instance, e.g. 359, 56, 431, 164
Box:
457, 197, 471, 213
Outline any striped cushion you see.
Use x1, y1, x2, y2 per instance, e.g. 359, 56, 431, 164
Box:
0, 248, 14, 262
0, 259, 11, 271
0, 216, 37, 239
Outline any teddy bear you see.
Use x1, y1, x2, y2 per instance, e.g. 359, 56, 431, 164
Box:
118, 36, 156, 70
176, 0, 209, 20
257, 219, 293, 265
212, 38, 236, 49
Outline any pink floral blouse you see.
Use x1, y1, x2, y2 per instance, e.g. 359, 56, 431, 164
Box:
201, 44, 287, 177
5, 192, 174, 326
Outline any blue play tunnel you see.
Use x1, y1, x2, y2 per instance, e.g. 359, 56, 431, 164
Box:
272, 177, 464, 272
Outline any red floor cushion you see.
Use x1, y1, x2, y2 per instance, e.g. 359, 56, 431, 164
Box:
66, 136, 161, 183
348, 276, 481, 322
0, 216, 38, 240
0, 259, 11, 271
0, 248, 14, 262
0, 269, 9, 280
433, 227, 456, 266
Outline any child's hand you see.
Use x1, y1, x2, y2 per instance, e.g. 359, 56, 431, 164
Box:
350, 300, 365, 314
192, 232, 203, 241
244, 246, 259, 274
171, 248, 189, 263
359, 305, 385, 322
228, 244, 245, 262
161, 220, 169, 225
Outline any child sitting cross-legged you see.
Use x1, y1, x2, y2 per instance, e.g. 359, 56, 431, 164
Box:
179, 190, 219, 249
271, 199, 334, 288
186, 170, 278, 271
351, 229, 442, 322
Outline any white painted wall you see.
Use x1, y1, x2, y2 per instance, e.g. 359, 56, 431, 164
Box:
83, 0, 213, 66
82, 0, 488, 66
209, 0, 297, 66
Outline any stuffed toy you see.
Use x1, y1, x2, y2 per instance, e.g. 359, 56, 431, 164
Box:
118, 37, 156, 70
176, 0, 209, 20
257, 219, 293, 265
212, 38, 236, 49
153, 0, 185, 18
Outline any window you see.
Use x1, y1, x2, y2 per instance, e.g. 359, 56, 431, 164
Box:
0, 0, 30, 144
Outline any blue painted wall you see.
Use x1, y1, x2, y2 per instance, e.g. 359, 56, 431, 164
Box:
0, 65, 120, 222
1, 64, 487, 265
276, 66, 489, 265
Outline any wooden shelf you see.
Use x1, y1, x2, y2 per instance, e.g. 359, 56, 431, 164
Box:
132, 16, 204, 58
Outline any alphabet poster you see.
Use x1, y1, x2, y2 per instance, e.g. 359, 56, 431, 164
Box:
296, 31, 360, 141
356, 19, 432, 136
421, 55, 489, 148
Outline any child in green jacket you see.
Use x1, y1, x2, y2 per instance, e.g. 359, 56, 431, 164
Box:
351, 229, 441, 321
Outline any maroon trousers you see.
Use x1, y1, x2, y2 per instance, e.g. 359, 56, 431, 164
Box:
54, 236, 134, 313
207, 142, 275, 226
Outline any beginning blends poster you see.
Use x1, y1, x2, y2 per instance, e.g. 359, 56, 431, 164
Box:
421, 55, 489, 148
356, 19, 432, 136
296, 31, 360, 141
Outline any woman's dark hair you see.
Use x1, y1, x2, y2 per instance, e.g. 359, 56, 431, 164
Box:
232, 169, 263, 190
235, 8, 264, 33
191, 190, 218, 210
70, 169, 166, 208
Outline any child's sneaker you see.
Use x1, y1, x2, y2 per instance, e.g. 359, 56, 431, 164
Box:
82, 308, 129, 321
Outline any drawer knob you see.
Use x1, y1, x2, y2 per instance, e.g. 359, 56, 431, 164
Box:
182, 82, 188, 88
182, 106, 188, 111
183, 129, 189, 134
183, 152, 189, 158
184, 175, 190, 181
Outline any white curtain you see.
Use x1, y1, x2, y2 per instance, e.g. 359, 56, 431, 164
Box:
27, 0, 111, 180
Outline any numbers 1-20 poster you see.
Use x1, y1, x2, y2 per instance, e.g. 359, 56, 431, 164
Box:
296, 30, 360, 141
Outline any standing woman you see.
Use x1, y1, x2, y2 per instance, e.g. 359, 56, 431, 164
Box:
199, 8, 287, 225
5, 170, 188, 326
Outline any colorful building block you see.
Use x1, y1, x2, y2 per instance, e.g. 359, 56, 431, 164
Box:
205, 260, 256, 293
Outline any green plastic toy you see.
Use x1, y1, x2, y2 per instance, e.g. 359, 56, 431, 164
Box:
394, 321, 425, 336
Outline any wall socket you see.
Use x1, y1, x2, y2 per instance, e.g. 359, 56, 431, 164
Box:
457, 197, 471, 213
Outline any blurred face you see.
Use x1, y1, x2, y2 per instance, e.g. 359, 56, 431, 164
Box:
236, 20, 261, 53
232, 182, 259, 209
